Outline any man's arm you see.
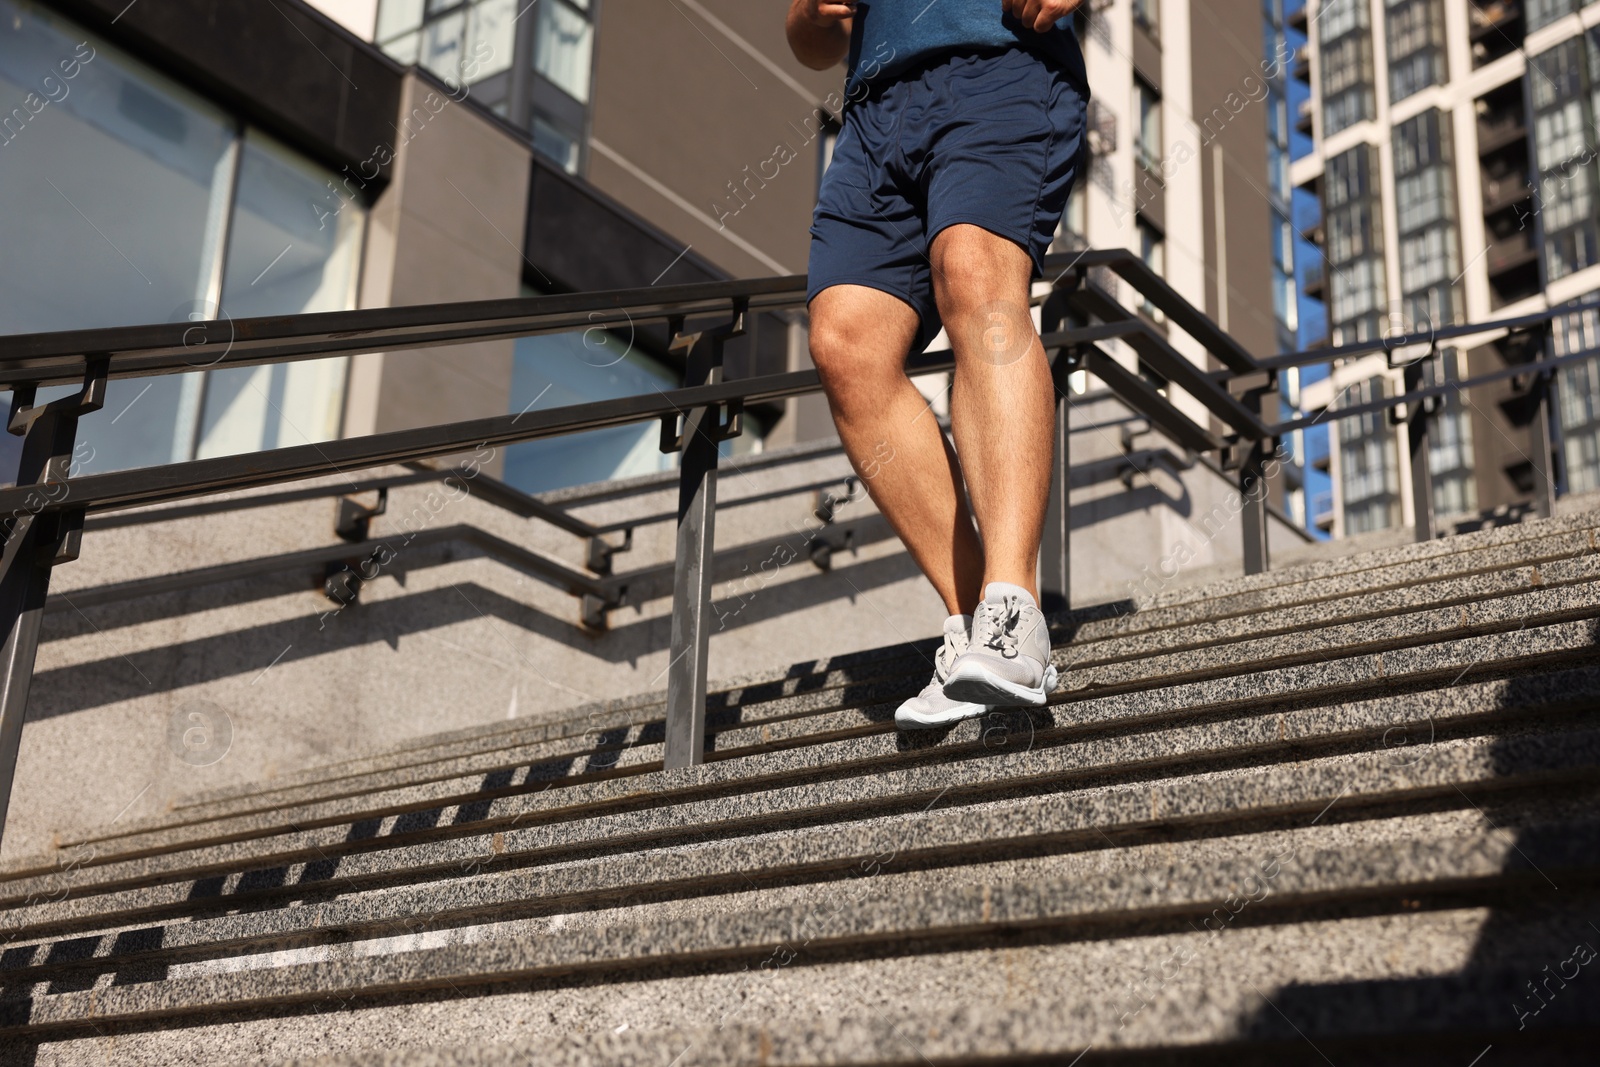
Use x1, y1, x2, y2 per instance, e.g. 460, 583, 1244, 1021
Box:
786, 0, 854, 70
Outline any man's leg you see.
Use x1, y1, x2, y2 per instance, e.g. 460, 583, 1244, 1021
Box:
929, 224, 1055, 602
808, 283, 986, 618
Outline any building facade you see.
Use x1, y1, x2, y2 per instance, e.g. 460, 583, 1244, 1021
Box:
1291, 0, 1600, 537
3, 0, 1300, 590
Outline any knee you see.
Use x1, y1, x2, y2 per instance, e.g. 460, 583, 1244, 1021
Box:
808, 315, 885, 412
929, 226, 1034, 337
807, 314, 854, 384
932, 274, 999, 330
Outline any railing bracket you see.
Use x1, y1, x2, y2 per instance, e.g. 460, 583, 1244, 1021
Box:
586, 527, 633, 576
335, 488, 388, 543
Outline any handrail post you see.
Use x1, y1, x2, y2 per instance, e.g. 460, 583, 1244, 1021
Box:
0, 359, 105, 852
1400, 355, 1435, 543
661, 307, 745, 769
1040, 330, 1078, 616
1530, 367, 1557, 520
1237, 371, 1276, 576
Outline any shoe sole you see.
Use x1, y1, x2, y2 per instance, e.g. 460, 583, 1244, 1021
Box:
894, 701, 989, 731
942, 662, 1059, 707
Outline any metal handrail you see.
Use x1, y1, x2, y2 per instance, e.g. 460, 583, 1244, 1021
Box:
0, 246, 1590, 853
0, 275, 813, 388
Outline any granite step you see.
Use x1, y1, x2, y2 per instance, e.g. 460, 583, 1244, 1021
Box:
4, 664, 1596, 948
133, 532, 1600, 841
5, 511, 1599, 1064
4, 731, 1597, 990
22, 901, 1598, 1066
22, 580, 1600, 896
1126, 507, 1600, 612
4, 610, 1595, 929
42, 552, 1600, 875
3, 817, 1594, 1042
1059, 564, 1600, 692
130, 518, 1600, 830
6, 789, 1597, 996
241, 897, 1597, 1067
1059, 528, 1599, 663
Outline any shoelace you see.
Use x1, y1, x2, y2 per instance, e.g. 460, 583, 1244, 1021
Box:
934, 628, 965, 680
979, 596, 1024, 659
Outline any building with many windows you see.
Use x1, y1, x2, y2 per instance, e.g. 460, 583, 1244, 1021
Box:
1291, 0, 1600, 537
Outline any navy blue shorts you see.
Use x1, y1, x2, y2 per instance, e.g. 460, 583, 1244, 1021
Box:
808, 47, 1089, 355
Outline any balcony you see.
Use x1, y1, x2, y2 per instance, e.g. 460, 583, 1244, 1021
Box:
1470, 0, 1523, 67
1485, 223, 1541, 307
1480, 168, 1533, 218
1486, 228, 1537, 275
1476, 83, 1528, 158
1302, 258, 1326, 301
1087, 99, 1118, 156
1295, 95, 1314, 137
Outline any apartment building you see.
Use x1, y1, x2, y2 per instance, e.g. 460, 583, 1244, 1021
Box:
1291, 0, 1600, 537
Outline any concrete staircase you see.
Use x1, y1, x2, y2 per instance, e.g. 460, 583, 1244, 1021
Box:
2, 510, 1599, 1065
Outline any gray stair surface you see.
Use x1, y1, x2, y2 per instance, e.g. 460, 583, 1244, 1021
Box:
2, 510, 1598, 1066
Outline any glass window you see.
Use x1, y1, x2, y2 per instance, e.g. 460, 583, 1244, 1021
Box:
501, 325, 680, 494
376, 0, 425, 42
0, 0, 232, 476
1319, 0, 1368, 39
1134, 77, 1161, 171
1385, 0, 1445, 103
1272, 267, 1299, 331
1555, 295, 1600, 494
1535, 100, 1588, 169
1338, 376, 1401, 533
1591, 28, 1600, 124
1136, 218, 1165, 322
535, 0, 594, 104
1424, 353, 1475, 516
0, 0, 364, 477
1526, 0, 1575, 31
532, 115, 580, 173
219, 130, 365, 321
377, 0, 595, 169
0, 1, 236, 336
1530, 39, 1584, 110
1133, 0, 1159, 34
418, 8, 466, 82
195, 129, 366, 460
469, 0, 516, 82
1268, 90, 1287, 143
1530, 39, 1600, 282
1063, 185, 1086, 243
1392, 110, 1460, 325
1320, 22, 1374, 134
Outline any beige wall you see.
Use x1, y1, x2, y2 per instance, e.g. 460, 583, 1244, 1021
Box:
586, 0, 842, 279
346, 74, 533, 477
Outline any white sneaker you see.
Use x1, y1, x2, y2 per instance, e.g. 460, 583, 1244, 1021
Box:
942, 583, 1058, 707
894, 614, 989, 730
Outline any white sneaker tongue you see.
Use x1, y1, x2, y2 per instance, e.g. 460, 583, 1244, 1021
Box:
984, 582, 1035, 608
943, 613, 972, 636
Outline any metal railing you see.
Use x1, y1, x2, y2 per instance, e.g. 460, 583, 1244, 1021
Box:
47, 456, 883, 630
0, 248, 1590, 850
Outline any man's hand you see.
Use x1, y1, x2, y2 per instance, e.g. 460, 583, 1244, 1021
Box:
1001, 0, 1084, 33
803, 0, 856, 25
787, 0, 854, 70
